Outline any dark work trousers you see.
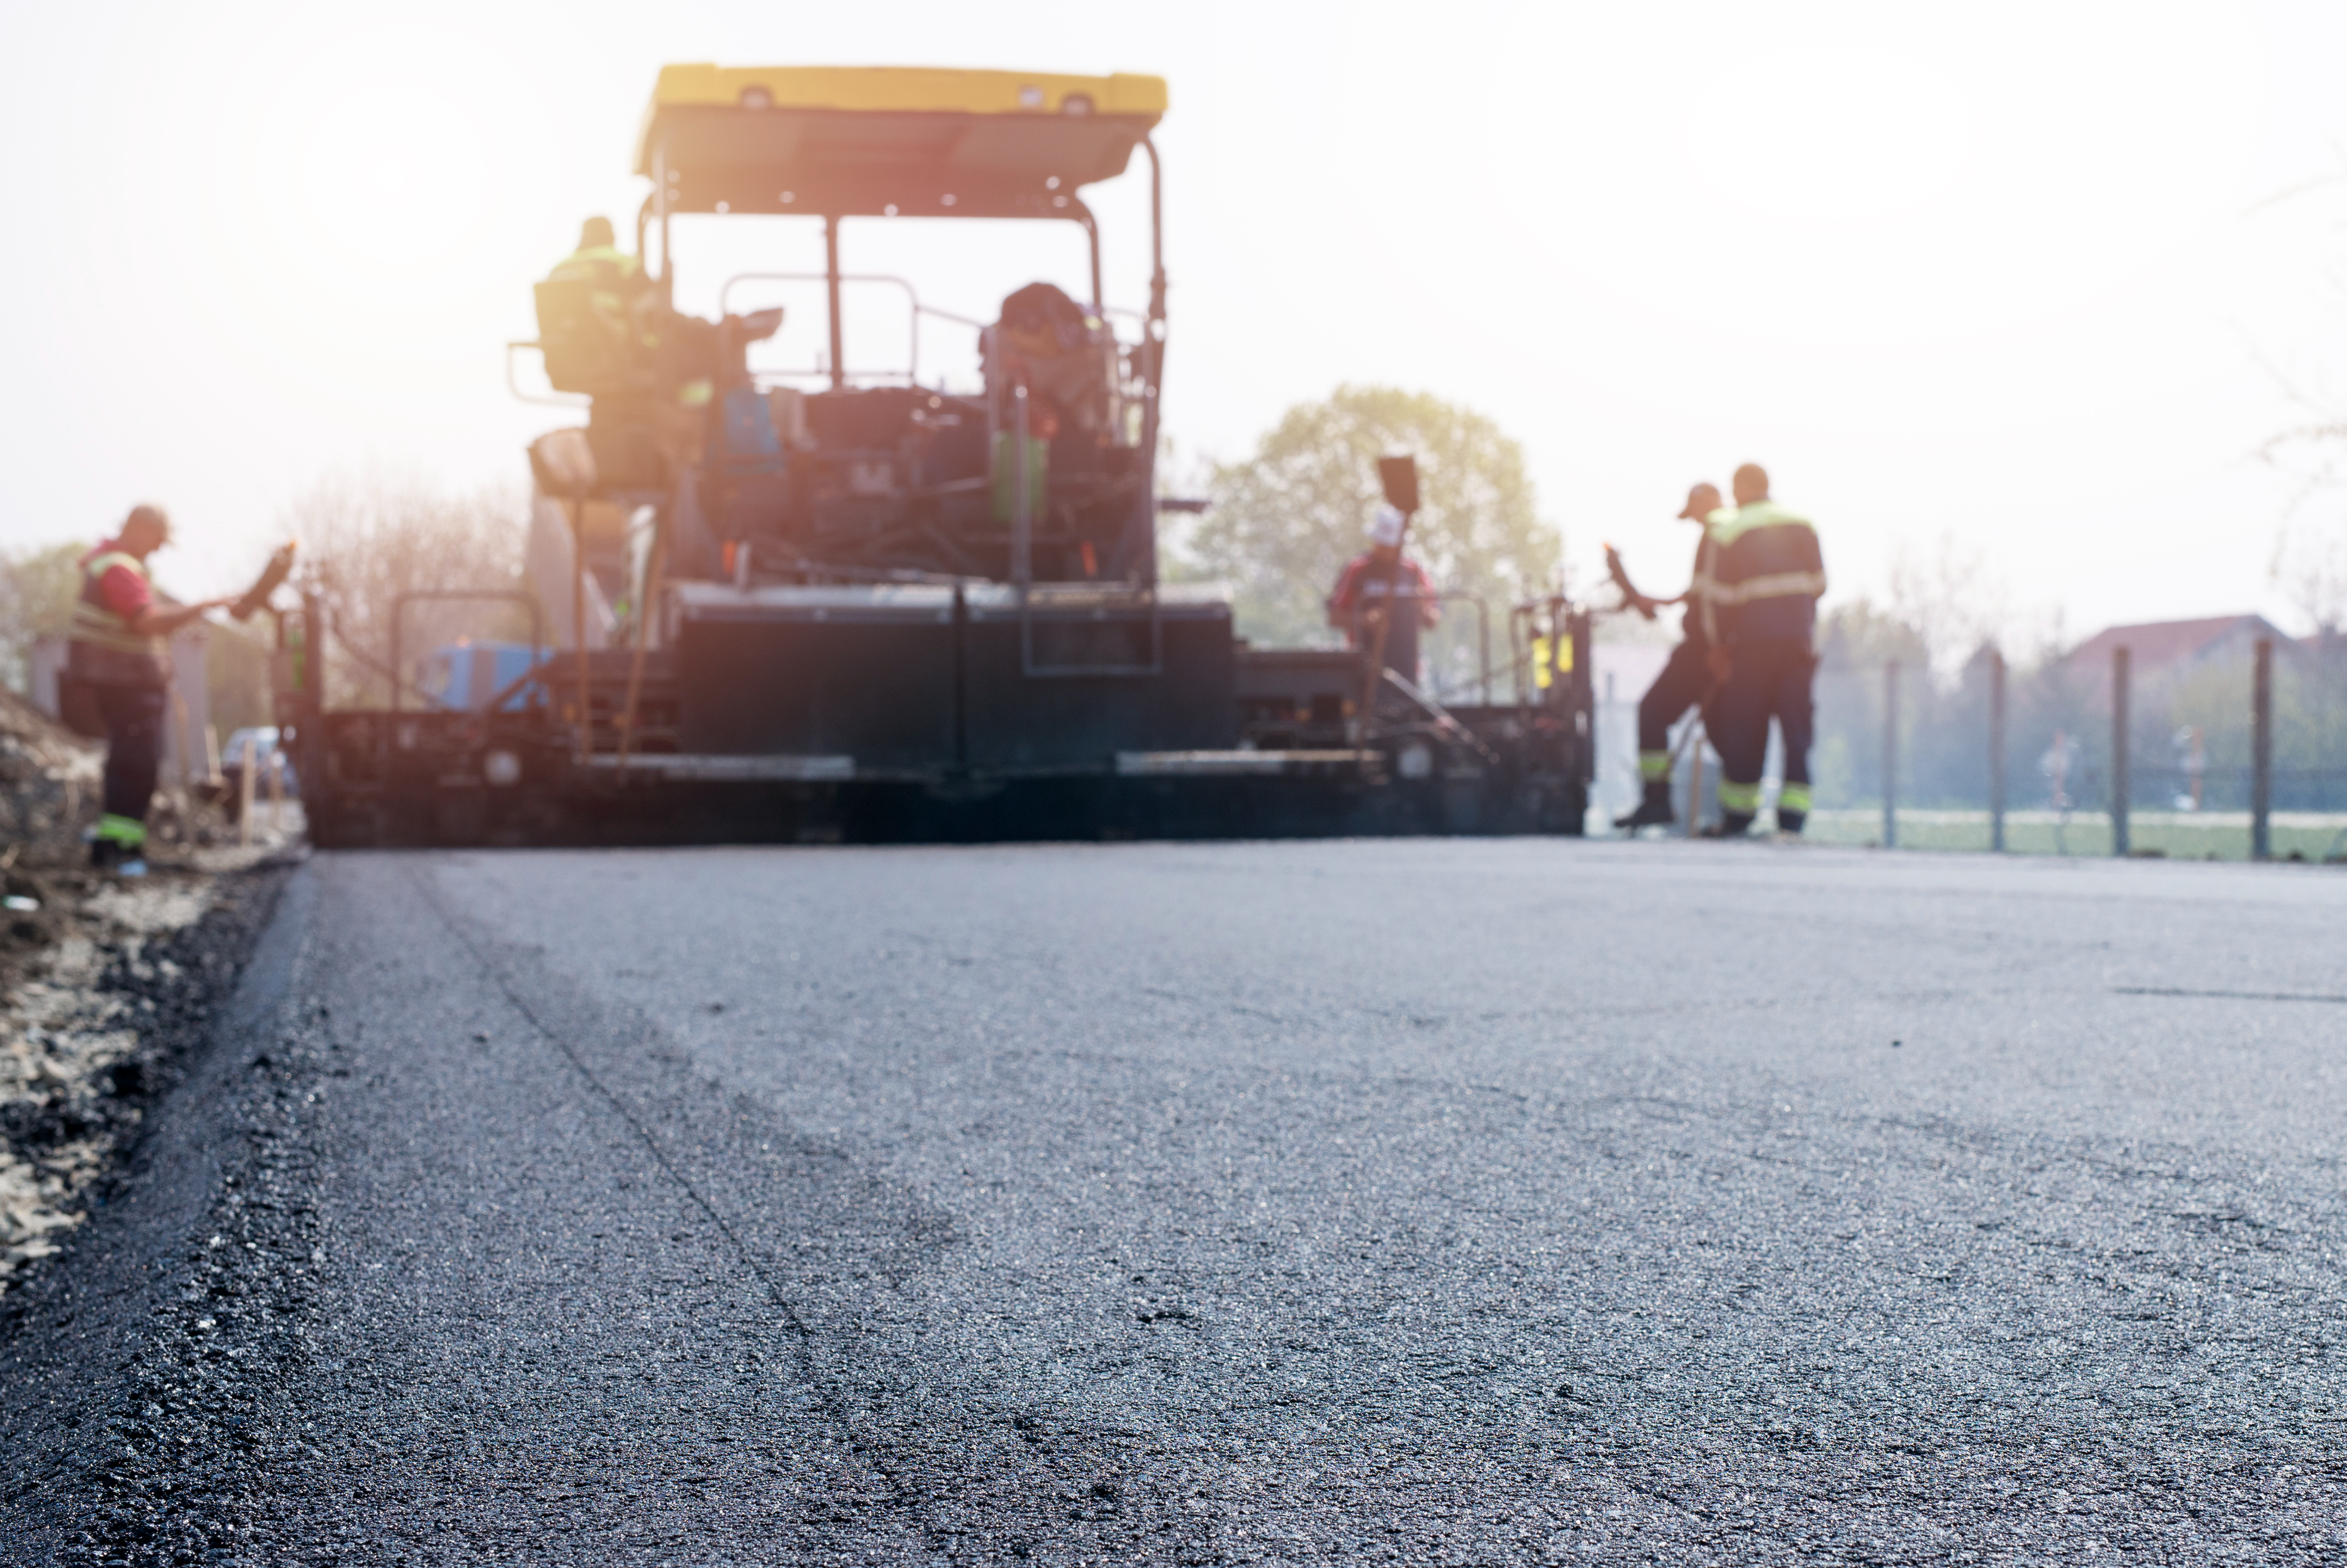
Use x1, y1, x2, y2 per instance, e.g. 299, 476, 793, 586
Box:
94, 681, 167, 826
1636, 638, 1718, 779
1711, 635, 1815, 814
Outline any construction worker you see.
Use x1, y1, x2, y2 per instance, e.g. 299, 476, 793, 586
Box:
548, 216, 647, 301
1700, 463, 1826, 838
1613, 481, 1724, 830
1328, 504, 1440, 686
539, 217, 654, 392
69, 505, 231, 873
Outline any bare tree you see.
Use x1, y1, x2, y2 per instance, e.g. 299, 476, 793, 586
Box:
2271, 523, 2347, 634
287, 472, 531, 708
1888, 530, 2011, 686
2256, 396, 2347, 633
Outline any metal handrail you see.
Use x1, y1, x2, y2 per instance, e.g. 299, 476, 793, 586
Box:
505, 342, 590, 409
1427, 590, 1492, 706
717, 271, 994, 388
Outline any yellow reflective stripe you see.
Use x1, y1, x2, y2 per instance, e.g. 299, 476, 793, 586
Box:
1532, 636, 1553, 690
552, 245, 640, 277
1777, 783, 1812, 812
1705, 501, 1814, 548
1708, 570, 1827, 606
1718, 781, 1762, 811
1638, 750, 1672, 779
96, 813, 147, 847
71, 554, 165, 656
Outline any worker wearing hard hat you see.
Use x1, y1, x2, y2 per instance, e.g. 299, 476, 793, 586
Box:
548, 216, 648, 302
539, 216, 656, 393
68, 505, 232, 873
1698, 463, 1826, 837
1328, 504, 1441, 685
1613, 481, 1726, 830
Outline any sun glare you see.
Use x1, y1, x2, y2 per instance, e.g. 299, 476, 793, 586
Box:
1683, 45, 1974, 222
292, 82, 502, 278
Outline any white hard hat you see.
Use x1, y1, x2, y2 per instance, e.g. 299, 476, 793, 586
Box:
1368, 504, 1406, 549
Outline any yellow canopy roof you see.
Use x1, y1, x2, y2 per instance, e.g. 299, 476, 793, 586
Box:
635, 65, 1167, 220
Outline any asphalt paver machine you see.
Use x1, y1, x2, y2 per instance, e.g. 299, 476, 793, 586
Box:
294, 65, 1592, 846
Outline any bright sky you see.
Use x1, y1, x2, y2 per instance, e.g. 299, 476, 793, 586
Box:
8, 0, 2347, 641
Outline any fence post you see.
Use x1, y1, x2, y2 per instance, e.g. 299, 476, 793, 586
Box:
2252, 637, 2273, 861
1882, 660, 1899, 849
2111, 646, 2131, 857
1685, 723, 1706, 839
1989, 648, 2007, 853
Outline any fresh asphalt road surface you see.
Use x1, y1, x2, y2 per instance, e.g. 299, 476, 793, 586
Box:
13, 841, 2347, 1564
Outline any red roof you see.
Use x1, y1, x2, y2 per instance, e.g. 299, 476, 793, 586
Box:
2066, 614, 2294, 675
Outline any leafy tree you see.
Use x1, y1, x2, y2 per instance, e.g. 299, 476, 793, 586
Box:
1179, 386, 1559, 699
0, 543, 88, 694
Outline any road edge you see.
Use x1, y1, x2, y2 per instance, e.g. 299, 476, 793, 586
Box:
0, 861, 318, 1564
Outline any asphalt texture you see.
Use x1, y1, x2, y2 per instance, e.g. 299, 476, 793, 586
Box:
6, 841, 2347, 1565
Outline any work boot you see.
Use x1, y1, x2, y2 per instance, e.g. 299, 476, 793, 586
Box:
1698, 811, 1757, 839
1614, 780, 1676, 831
1775, 809, 1806, 836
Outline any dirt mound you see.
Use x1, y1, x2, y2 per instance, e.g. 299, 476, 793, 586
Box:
0, 857, 286, 1293
0, 688, 101, 858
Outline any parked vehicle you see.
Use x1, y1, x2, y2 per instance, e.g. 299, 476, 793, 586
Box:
220, 725, 298, 821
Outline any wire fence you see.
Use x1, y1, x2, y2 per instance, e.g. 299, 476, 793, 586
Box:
1596, 634, 2347, 861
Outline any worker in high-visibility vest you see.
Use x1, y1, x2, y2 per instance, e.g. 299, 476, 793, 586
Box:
1613, 481, 1725, 830
547, 216, 648, 307
69, 505, 231, 872
1698, 463, 1826, 838
539, 216, 656, 390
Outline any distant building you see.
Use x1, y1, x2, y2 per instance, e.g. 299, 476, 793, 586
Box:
2065, 614, 2297, 694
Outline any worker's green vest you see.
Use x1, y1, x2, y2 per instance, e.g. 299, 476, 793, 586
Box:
69, 550, 170, 684
549, 244, 640, 285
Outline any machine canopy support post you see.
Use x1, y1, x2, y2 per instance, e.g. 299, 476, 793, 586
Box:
654, 140, 673, 306
824, 216, 846, 391
1078, 208, 1104, 314
1011, 384, 1033, 587
2111, 646, 2131, 857
1112, 136, 1170, 589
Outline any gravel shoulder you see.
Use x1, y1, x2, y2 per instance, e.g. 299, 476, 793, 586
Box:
1, 858, 290, 1289
0, 859, 294, 1563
